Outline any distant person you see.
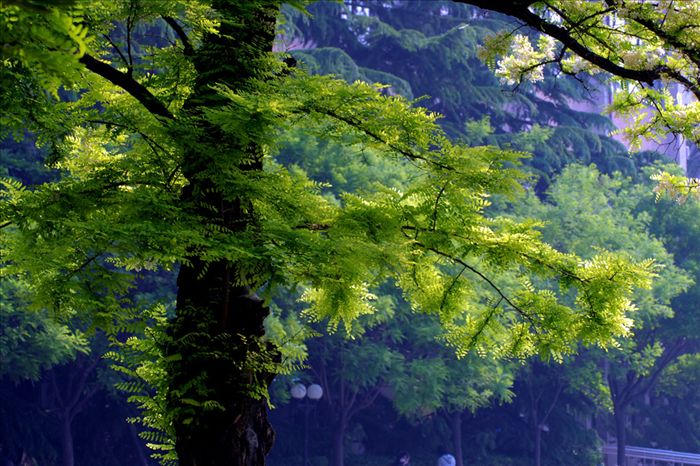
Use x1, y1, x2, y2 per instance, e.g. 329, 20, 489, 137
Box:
393, 451, 411, 465
437, 453, 456, 466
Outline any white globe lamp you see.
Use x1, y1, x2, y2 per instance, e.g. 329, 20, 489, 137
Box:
307, 383, 323, 401
290, 383, 307, 400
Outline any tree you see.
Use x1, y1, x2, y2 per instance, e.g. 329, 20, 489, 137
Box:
273, 119, 513, 466
651, 353, 700, 451
0, 279, 86, 466
511, 359, 599, 466
1, 2, 654, 465
457, 0, 700, 196
286, 1, 651, 191
510, 164, 692, 465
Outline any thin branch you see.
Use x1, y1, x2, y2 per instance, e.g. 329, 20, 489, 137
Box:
410, 237, 536, 323
126, 1, 135, 75
49, 370, 66, 408
541, 377, 563, 425
293, 223, 331, 231
465, 298, 502, 352
347, 387, 381, 420
431, 182, 448, 231
439, 264, 469, 314
65, 356, 101, 420
306, 107, 454, 172
102, 33, 130, 69
608, 0, 700, 62
162, 16, 195, 56
632, 339, 691, 400
64, 251, 103, 282
87, 118, 174, 186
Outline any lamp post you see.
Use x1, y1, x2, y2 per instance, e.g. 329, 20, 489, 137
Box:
291, 382, 323, 466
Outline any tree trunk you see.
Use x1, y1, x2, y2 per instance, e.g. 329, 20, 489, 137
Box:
450, 412, 464, 466
614, 403, 627, 466
60, 414, 74, 466
165, 2, 281, 465
169, 265, 277, 466
331, 415, 347, 466
534, 423, 541, 466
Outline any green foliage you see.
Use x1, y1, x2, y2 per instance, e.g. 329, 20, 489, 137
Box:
512, 164, 690, 328
388, 313, 515, 418
0, 277, 87, 381
500, 164, 695, 462
105, 305, 177, 464
644, 183, 700, 338
473, 0, 700, 195
0, 0, 89, 93
288, 1, 643, 187
0, 2, 672, 462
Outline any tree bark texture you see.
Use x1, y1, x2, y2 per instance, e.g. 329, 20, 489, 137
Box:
60, 414, 74, 466
165, 2, 281, 465
534, 422, 542, 466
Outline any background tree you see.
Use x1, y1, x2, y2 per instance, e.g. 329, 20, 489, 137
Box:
510, 164, 693, 465
285, 1, 657, 191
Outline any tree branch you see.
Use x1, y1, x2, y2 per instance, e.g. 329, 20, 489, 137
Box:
78, 54, 173, 120
457, 0, 700, 99
541, 377, 564, 425
163, 16, 194, 56
408, 235, 536, 324
309, 107, 455, 172
102, 33, 130, 69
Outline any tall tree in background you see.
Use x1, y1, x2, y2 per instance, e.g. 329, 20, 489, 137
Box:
512, 164, 694, 465
285, 1, 650, 190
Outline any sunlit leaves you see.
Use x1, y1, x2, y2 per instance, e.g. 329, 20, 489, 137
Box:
476, 0, 700, 153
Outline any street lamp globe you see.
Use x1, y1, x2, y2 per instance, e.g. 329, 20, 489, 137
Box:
290, 383, 307, 400
307, 384, 323, 401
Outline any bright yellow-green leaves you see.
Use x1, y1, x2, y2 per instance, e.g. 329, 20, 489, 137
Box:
1, 63, 657, 361
653, 167, 700, 202
1, 1, 90, 92
0, 1, 664, 374
509, 165, 691, 360
207, 72, 654, 360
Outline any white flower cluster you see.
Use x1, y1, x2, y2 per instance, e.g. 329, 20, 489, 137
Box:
495, 35, 557, 85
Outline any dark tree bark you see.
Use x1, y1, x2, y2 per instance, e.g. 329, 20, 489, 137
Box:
534, 421, 542, 466
163, 2, 281, 465
523, 363, 563, 466
312, 347, 382, 466
60, 414, 74, 466
42, 356, 100, 466
331, 413, 347, 466
613, 401, 628, 466
72, 1, 285, 464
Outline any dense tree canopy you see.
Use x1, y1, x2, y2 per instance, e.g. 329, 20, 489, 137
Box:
284, 0, 656, 189
1, 1, 699, 465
